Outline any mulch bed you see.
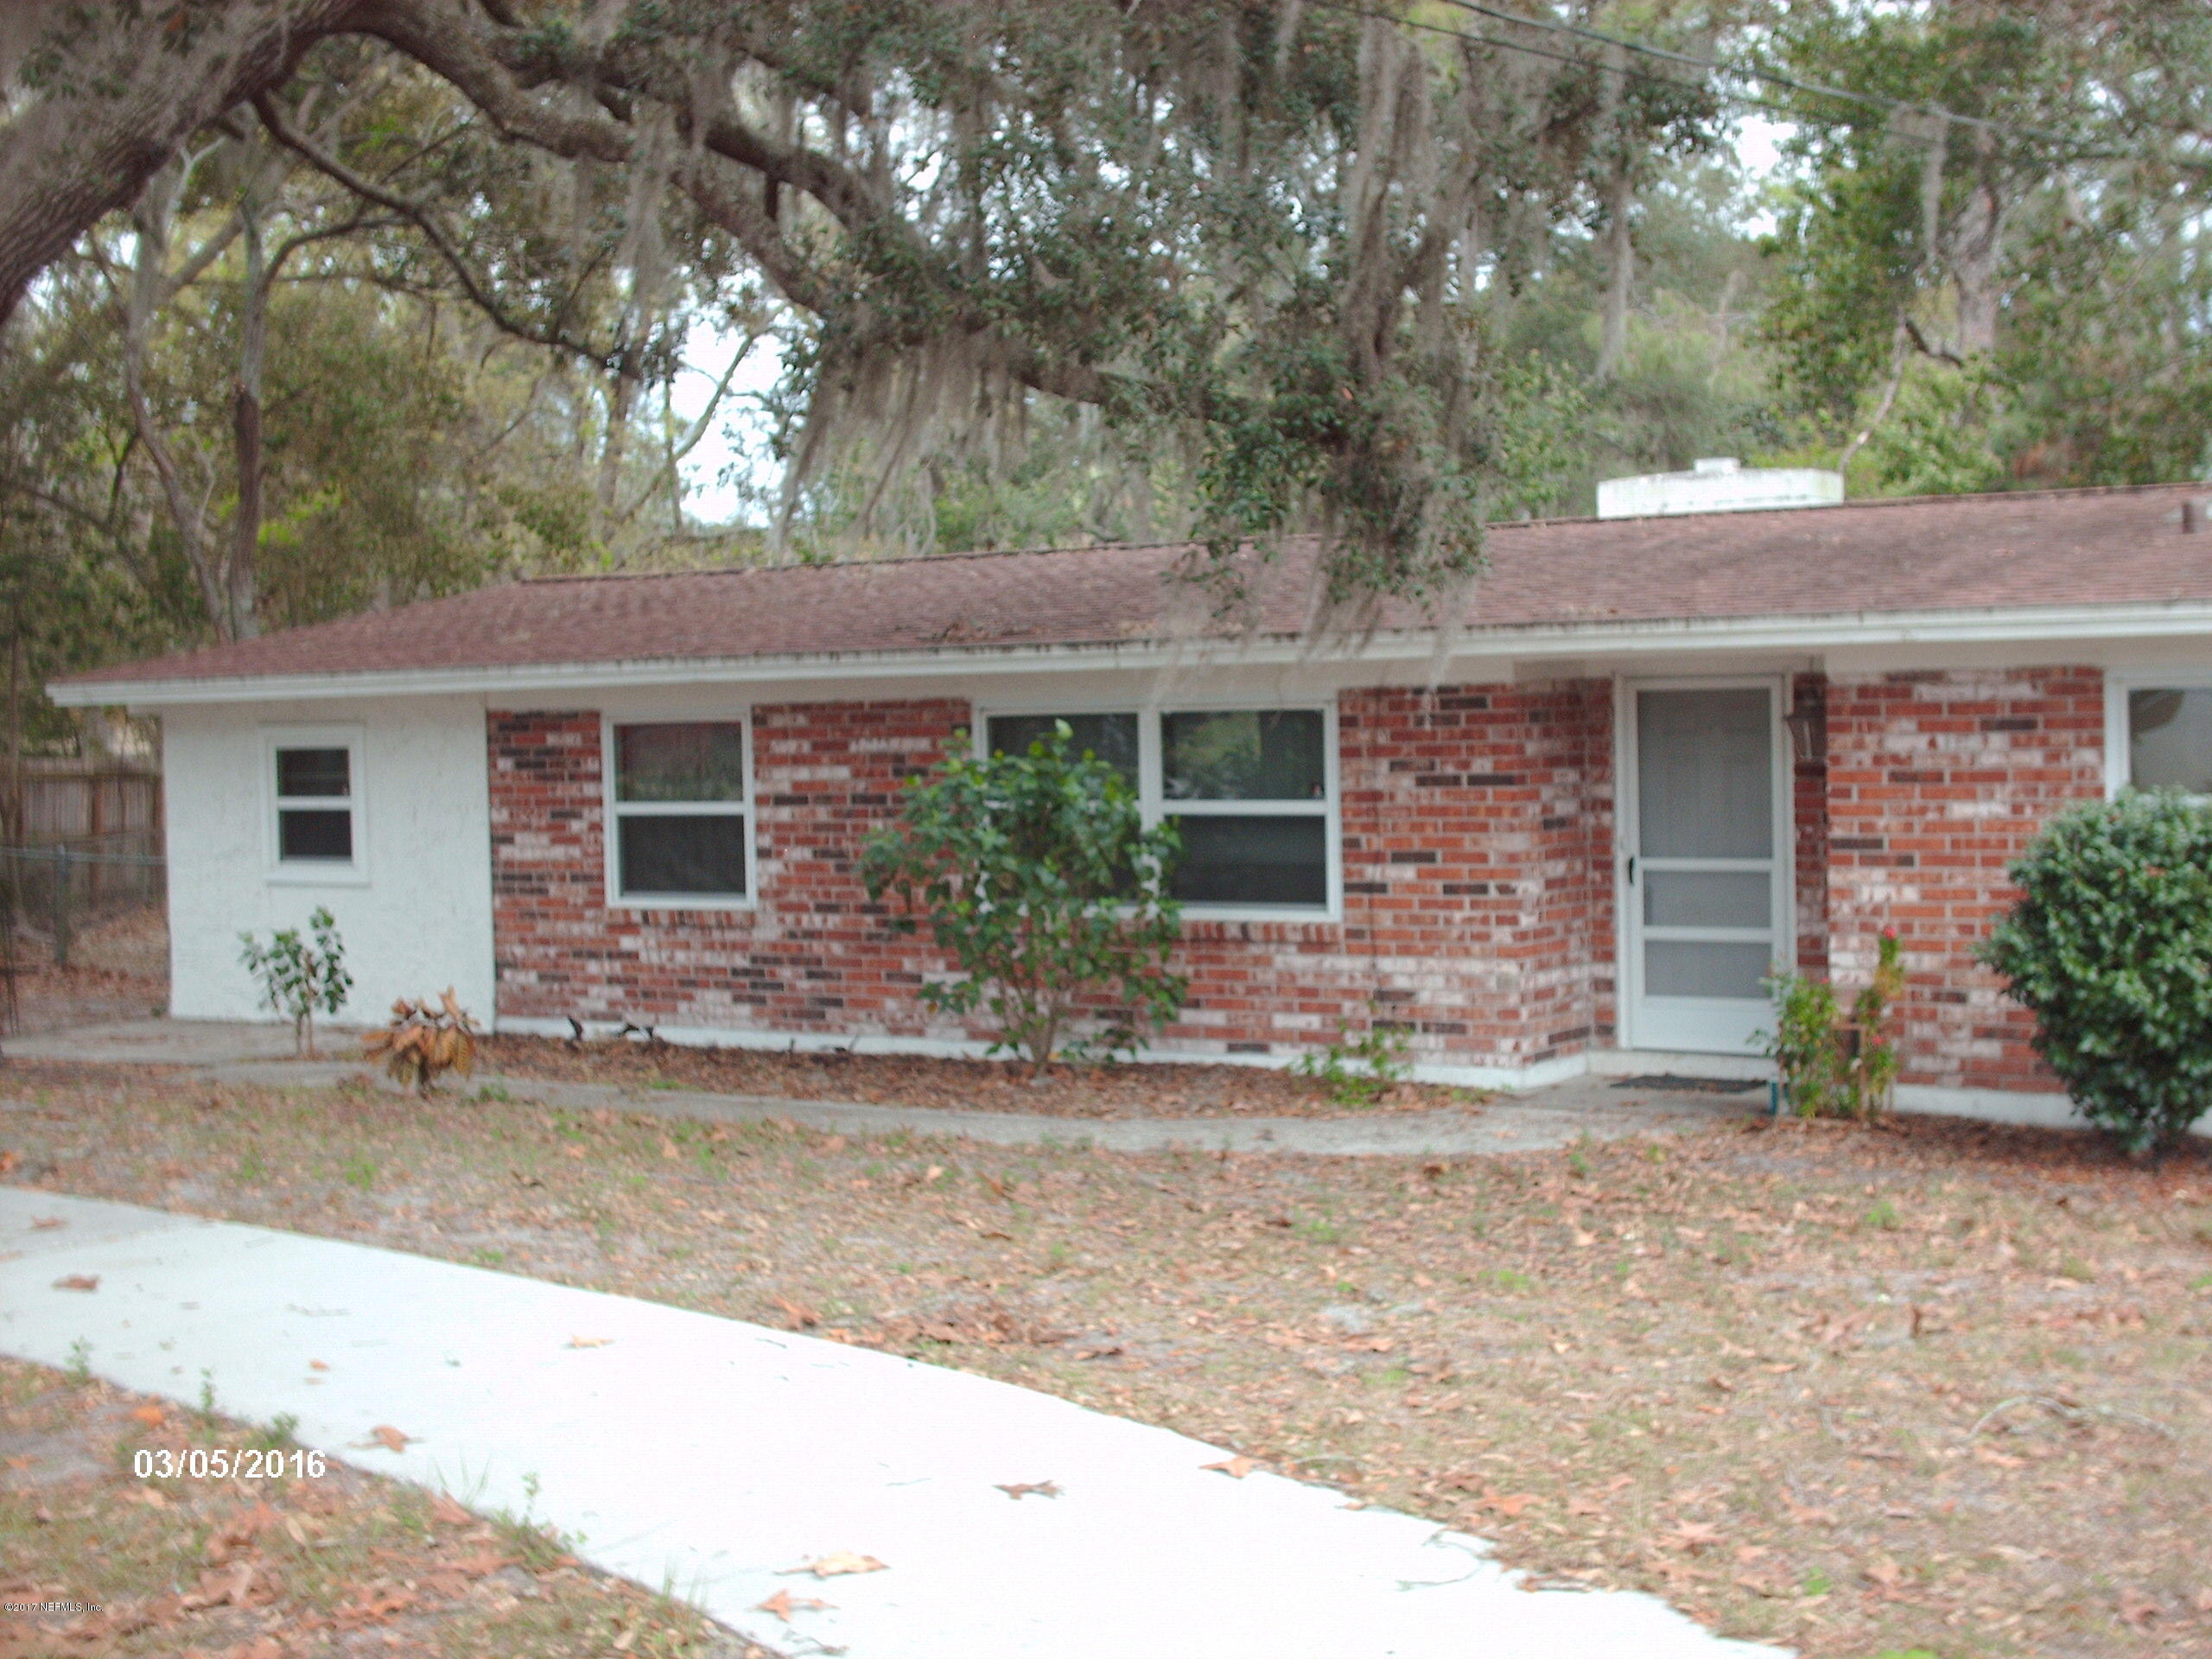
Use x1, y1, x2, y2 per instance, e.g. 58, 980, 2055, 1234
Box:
474, 1032, 1486, 1119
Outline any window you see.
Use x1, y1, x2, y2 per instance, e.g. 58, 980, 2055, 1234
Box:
607, 719, 752, 904
2120, 686, 2212, 795
270, 734, 360, 871
983, 706, 1335, 913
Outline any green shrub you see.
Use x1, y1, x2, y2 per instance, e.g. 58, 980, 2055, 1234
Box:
861, 721, 1186, 1074
238, 906, 352, 1057
1761, 931, 1903, 1120
1979, 791, 2212, 1156
1295, 1008, 1414, 1107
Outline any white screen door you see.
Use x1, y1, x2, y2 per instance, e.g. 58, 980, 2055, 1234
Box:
1624, 681, 1787, 1053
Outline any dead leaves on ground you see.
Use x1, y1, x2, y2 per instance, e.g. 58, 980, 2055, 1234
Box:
355, 1423, 415, 1452
783, 1551, 887, 1579
1201, 1455, 1258, 1479
50, 1273, 98, 1292
995, 1479, 1063, 1500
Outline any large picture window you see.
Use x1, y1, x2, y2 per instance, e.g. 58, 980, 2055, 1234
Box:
2120, 685, 2212, 795
607, 719, 752, 904
267, 728, 363, 874
983, 706, 1335, 913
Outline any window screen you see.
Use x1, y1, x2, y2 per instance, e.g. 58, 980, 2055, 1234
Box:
610, 720, 750, 900
275, 744, 355, 863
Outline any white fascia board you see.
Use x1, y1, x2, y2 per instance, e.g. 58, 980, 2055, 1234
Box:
50, 596, 2212, 709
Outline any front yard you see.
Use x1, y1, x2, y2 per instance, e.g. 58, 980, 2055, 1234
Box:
0, 1351, 766, 1657
2, 1065, 2209, 1657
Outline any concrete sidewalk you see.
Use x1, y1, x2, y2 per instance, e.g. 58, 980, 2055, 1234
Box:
0, 1188, 1779, 1659
6, 1018, 1761, 1156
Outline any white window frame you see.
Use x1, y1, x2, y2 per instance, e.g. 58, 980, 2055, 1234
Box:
601, 712, 758, 911
975, 699, 1342, 922
264, 724, 367, 885
2102, 668, 2212, 799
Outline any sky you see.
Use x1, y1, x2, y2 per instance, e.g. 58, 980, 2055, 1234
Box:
671, 117, 1793, 528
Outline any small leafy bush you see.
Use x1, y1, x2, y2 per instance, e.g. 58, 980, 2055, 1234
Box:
1980, 791, 2212, 1156
861, 721, 1186, 1075
238, 906, 351, 1056
1761, 930, 1904, 1119
1295, 1008, 1413, 1107
365, 988, 480, 1096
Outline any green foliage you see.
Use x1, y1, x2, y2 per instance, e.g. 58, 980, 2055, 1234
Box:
1294, 1007, 1414, 1109
1980, 792, 2212, 1157
1762, 931, 1904, 1120
861, 721, 1186, 1073
238, 906, 351, 1057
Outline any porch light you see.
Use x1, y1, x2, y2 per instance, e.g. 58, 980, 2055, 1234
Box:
1783, 707, 1825, 763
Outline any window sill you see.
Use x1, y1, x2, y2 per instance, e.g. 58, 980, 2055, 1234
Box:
609, 896, 758, 914
1179, 914, 1342, 944
266, 862, 370, 887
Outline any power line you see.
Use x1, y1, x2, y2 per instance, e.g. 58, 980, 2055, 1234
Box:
1307, 0, 2148, 163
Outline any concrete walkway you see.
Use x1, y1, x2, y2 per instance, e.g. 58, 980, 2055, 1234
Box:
6, 1019, 1761, 1155
0, 1187, 1778, 1658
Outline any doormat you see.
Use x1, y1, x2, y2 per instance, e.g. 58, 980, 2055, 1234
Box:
1610, 1074, 1764, 1095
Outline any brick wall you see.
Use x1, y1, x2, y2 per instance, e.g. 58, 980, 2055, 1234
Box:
1790, 673, 1831, 976
489, 702, 968, 1037
486, 680, 1618, 1075
1823, 667, 2104, 1091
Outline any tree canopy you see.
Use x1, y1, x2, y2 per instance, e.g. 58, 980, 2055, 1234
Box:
0, 1, 2207, 754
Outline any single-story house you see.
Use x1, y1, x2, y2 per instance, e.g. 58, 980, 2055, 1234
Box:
52, 480, 2212, 1128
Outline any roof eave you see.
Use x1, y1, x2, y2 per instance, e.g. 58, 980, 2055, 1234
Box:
48, 596, 2212, 709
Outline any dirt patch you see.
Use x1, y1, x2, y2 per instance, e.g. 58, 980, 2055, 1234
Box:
0, 1352, 771, 1658
476, 1031, 1486, 1119
4, 1068, 2210, 1657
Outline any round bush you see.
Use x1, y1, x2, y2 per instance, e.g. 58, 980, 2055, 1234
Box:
1980, 791, 2212, 1155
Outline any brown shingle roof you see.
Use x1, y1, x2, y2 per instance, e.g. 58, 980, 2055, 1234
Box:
57, 482, 2212, 691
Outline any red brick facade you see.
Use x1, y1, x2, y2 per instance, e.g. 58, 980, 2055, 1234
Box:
1823, 667, 2104, 1091
487, 681, 1616, 1075
486, 667, 2103, 1091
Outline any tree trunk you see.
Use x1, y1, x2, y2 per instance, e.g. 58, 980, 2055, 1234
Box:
1594, 166, 1634, 381
122, 163, 229, 640
0, 1, 365, 332
228, 202, 268, 641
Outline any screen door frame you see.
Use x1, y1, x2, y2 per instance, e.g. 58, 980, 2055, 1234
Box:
1615, 673, 1795, 1055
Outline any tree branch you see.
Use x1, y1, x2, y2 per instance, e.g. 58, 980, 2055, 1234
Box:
251, 91, 613, 369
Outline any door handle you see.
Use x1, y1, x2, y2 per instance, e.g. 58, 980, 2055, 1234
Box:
1625, 855, 1637, 886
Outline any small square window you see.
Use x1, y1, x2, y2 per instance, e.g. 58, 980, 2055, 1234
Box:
272, 740, 359, 868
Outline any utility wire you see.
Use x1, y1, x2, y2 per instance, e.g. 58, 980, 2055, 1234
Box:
1308, 0, 2177, 165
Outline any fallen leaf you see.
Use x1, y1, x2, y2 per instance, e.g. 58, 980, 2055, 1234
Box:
129, 1402, 166, 1427
53, 1273, 99, 1292
448, 1549, 515, 1577
308, 1358, 329, 1371
995, 1480, 1063, 1500
1668, 1520, 1723, 1552
1485, 1491, 1540, 1519
2118, 1586, 2161, 1628
361, 1424, 415, 1452
29, 1215, 64, 1230
429, 1493, 473, 1528
772, 1295, 819, 1329
1863, 1554, 1905, 1589
785, 1551, 887, 1579
753, 1589, 830, 1620
0, 1151, 16, 1173
567, 1335, 614, 1349
1202, 1456, 1258, 1479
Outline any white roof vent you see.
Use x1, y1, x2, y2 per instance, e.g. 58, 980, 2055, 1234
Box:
1597, 457, 1843, 519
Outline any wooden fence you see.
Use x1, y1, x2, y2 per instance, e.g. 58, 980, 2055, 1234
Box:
3, 760, 165, 963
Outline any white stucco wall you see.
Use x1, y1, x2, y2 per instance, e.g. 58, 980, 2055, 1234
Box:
162, 696, 494, 1027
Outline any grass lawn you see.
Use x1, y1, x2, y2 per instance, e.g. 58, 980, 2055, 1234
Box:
0, 1354, 767, 1657
3, 1063, 2210, 1657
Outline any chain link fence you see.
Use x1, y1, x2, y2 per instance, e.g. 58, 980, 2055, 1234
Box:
0, 833, 166, 967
